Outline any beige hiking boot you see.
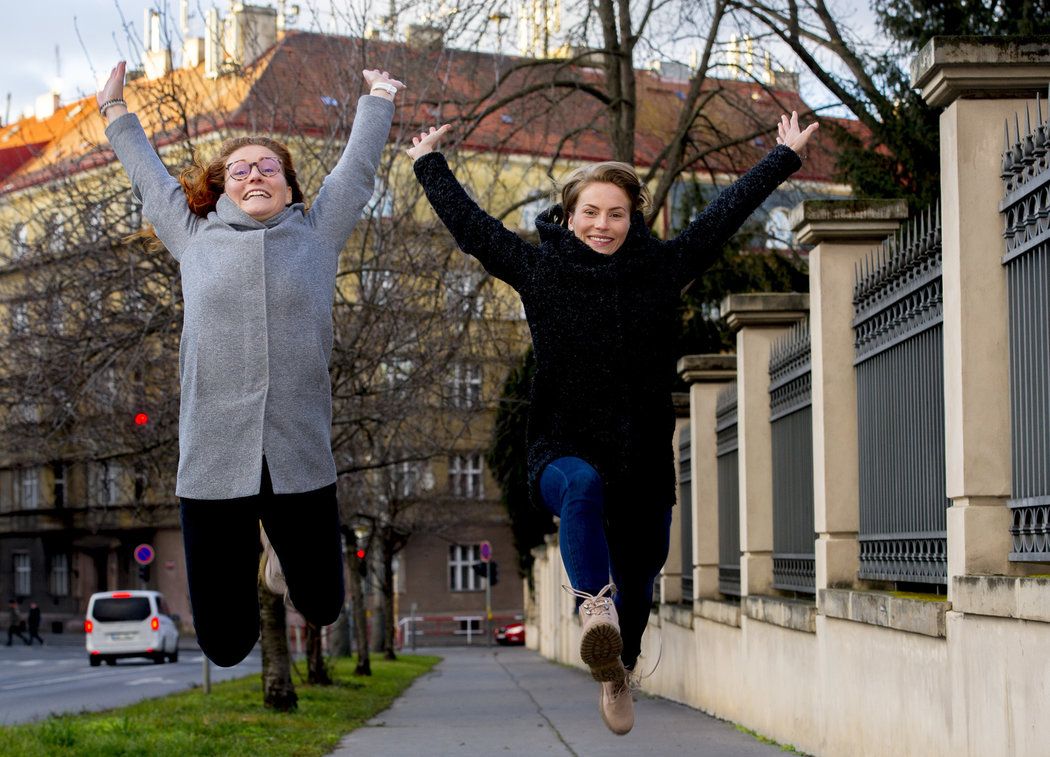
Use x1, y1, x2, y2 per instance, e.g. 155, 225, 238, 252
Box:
564, 583, 624, 682
260, 526, 290, 603
599, 672, 635, 736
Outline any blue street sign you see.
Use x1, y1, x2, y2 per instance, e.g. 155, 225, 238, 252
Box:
134, 543, 155, 566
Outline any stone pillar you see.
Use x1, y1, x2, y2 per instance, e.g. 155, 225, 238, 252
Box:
912, 37, 1050, 581
791, 200, 909, 590
721, 294, 808, 597
677, 355, 736, 600
660, 392, 692, 604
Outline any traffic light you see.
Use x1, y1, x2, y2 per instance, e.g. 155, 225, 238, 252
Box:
489, 561, 499, 587
133, 412, 149, 427
356, 548, 367, 579
138, 564, 150, 583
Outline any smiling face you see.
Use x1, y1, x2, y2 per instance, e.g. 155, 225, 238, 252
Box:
223, 144, 293, 221
567, 181, 632, 255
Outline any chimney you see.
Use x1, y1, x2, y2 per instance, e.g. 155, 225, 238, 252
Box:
34, 92, 61, 119
405, 23, 444, 48
205, 7, 222, 78
225, 3, 278, 69
143, 9, 173, 79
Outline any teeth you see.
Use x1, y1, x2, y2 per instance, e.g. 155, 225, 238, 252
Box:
244, 191, 270, 200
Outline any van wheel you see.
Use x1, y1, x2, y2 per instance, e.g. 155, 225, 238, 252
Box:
89, 656, 101, 667
152, 653, 165, 664
168, 648, 179, 664
104, 658, 116, 666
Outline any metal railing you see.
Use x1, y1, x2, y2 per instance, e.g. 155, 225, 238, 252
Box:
769, 320, 816, 593
716, 384, 741, 597
679, 423, 694, 603
1001, 91, 1050, 562
853, 203, 948, 585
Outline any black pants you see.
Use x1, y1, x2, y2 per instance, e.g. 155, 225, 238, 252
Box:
6, 624, 28, 646
27, 625, 43, 645
179, 459, 344, 667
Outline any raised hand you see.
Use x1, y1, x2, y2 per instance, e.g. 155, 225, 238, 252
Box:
776, 111, 819, 158
363, 69, 405, 101
97, 61, 128, 121
406, 124, 452, 161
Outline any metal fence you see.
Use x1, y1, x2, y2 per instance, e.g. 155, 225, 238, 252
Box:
716, 384, 741, 596
1001, 93, 1050, 562
769, 321, 815, 593
853, 203, 948, 585
679, 423, 694, 603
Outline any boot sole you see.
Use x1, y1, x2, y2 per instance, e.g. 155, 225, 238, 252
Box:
580, 622, 624, 682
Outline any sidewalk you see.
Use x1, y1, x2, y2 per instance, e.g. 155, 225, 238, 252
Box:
331, 646, 788, 756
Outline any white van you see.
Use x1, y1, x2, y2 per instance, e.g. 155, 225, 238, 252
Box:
84, 590, 180, 666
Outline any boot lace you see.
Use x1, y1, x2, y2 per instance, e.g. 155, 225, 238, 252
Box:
562, 583, 617, 618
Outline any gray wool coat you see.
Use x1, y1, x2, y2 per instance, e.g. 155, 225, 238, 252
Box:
106, 96, 394, 499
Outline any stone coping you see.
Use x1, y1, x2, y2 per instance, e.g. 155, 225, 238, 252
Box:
819, 588, 950, 638
743, 595, 817, 634
677, 354, 736, 383
790, 198, 909, 244
951, 574, 1050, 623
694, 597, 741, 628
720, 293, 809, 332
659, 602, 695, 630
911, 36, 1050, 107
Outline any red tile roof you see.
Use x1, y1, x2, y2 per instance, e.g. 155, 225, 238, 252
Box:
2, 30, 861, 192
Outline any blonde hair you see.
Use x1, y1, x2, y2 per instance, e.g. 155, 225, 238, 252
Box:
558, 161, 651, 227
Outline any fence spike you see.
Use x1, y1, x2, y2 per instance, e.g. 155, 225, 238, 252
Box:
1038, 91, 1044, 126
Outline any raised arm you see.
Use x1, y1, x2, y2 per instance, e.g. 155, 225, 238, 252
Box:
306, 70, 401, 243
668, 111, 818, 287
99, 61, 198, 260
409, 125, 536, 291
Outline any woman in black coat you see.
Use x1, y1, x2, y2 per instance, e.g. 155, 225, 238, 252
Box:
408, 113, 817, 735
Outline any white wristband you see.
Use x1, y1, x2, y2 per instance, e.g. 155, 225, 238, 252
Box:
371, 82, 398, 97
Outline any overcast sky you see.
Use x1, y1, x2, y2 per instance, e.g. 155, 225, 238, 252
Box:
0, 1, 882, 124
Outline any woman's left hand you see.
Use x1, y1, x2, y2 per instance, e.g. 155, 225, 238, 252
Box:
363, 69, 405, 101
776, 111, 819, 158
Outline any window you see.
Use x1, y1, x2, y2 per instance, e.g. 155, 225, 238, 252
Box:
448, 363, 482, 409
361, 268, 397, 306
46, 213, 66, 254
444, 270, 484, 317
49, 553, 69, 596
382, 357, 414, 395
52, 462, 66, 508
449, 453, 484, 498
11, 302, 29, 335
391, 460, 424, 498
14, 552, 31, 596
366, 176, 394, 219
10, 222, 29, 260
17, 468, 39, 510
764, 206, 793, 250
519, 196, 548, 230
125, 193, 143, 233
89, 461, 122, 505
448, 544, 484, 591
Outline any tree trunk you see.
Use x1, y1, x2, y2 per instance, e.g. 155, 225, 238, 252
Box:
258, 562, 298, 711
380, 529, 397, 661
305, 623, 332, 684
348, 550, 371, 676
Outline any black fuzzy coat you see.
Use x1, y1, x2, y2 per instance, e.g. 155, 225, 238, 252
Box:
414, 146, 801, 514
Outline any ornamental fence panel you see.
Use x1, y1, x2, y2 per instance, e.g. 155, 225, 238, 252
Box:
679, 424, 694, 603
769, 320, 815, 594
853, 202, 948, 585
1001, 91, 1050, 562
716, 384, 740, 597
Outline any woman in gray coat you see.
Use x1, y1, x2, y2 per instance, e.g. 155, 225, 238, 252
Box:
98, 61, 402, 666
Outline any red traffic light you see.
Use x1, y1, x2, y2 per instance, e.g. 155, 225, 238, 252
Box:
134, 412, 149, 426
356, 549, 366, 560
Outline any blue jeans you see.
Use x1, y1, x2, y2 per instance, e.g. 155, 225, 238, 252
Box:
540, 456, 672, 669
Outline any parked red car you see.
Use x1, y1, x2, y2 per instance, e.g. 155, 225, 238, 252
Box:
494, 622, 525, 646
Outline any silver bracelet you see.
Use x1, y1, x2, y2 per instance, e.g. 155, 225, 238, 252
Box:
370, 83, 398, 97
99, 98, 127, 117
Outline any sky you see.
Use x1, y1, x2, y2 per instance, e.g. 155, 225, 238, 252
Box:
0, 1, 884, 125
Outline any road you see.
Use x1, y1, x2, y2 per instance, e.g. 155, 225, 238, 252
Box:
0, 634, 260, 725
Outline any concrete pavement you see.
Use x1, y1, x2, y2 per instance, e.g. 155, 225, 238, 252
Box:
331, 646, 789, 756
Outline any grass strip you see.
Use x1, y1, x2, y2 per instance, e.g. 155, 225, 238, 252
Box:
2, 654, 440, 757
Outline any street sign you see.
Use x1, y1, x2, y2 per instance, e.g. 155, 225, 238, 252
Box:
479, 540, 492, 563
133, 544, 155, 566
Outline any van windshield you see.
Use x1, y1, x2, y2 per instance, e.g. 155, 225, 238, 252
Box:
92, 597, 151, 622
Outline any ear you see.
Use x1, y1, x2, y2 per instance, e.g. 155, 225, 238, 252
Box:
567, 211, 574, 230
286, 186, 293, 204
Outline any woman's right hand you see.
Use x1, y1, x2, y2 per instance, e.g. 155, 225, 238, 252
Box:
406, 124, 452, 161
98, 61, 129, 121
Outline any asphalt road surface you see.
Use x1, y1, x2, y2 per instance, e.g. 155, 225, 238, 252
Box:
0, 634, 260, 725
